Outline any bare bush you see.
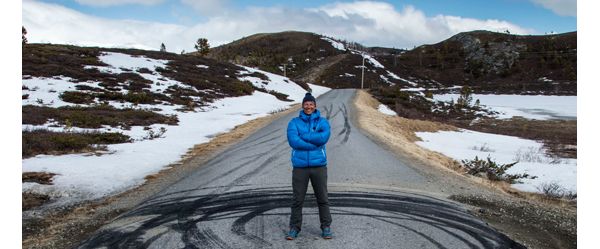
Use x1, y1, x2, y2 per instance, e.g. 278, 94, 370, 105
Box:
461, 155, 537, 183
141, 127, 167, 140
537, 182, 577, 200
268, 107, 290, 114
470, 143, 495, 152
513, 146, 546, 163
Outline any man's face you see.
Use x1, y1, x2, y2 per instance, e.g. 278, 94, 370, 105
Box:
303, 101, 316, 115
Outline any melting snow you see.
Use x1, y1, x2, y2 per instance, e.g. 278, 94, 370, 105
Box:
415, 129, 576, 194
22, 52, 331, 205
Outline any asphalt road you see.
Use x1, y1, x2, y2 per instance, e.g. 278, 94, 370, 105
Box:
79, 89, 524, 249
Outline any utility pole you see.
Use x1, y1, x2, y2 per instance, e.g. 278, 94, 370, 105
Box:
361, 56, 365, 89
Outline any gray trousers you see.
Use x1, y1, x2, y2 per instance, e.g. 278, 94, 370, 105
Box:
289, 166, 332, 231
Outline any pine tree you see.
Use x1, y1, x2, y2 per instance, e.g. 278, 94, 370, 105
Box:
160, 43, 166, 52
194, 38, 210, 56
22, 26, 28, 45
457, 86, 473, 108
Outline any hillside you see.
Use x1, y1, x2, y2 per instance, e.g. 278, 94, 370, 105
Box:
207, 31, 341, 89
377, 30, 577, 95
22, 43, 329, 208
209, 30, 576, 95
208, 31, 413, 89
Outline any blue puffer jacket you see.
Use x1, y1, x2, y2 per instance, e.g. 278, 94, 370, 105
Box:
287, 109, 331, 167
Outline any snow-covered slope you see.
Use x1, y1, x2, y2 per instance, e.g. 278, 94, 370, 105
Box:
22, 51, 330, 205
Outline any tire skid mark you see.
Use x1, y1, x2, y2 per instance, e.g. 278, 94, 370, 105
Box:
197, 228, 231, 249
78, 141, 286, 249
79, 189, 524, 249
206, 132, 281, 167
337, 103, 351, 144
323, 104, 333, 120
175, 144, 285, 247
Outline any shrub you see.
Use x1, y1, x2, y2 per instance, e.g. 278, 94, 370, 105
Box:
136, 67, 153, 74
60, 91, 96, 104
22, 129, 131, 158
124, 91, 155, 104
537, 182, 577, 200
461, 155, 537, 183
22, 105, 178, 128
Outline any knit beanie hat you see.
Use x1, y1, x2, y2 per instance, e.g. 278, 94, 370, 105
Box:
302, 92, 316, 104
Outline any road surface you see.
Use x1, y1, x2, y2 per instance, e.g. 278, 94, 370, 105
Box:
79, 89, 523, 249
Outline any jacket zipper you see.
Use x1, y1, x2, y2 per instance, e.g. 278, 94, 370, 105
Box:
307, 117, 312, 167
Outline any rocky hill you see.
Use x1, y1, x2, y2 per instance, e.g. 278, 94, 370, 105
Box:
376, 30, 577, 94
208, 30, 577, 95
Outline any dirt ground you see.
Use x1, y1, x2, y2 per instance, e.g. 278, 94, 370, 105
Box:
353, 90, 576, 249
22, 104, 301, 249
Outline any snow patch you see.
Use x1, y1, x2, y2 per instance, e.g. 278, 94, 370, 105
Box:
378, 104, 397, 116
321, 37, 346, 51
85, 52, 168, 74
433, 94, 576, 120
415, 129, 576, 193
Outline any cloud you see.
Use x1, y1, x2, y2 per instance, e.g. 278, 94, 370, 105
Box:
23, 0, 185, 51
311, 1, 534, 47
530, 0, 576, 17
74, 0, 164, 7
23, 0, 535, 52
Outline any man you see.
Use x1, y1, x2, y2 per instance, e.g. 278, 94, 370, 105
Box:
286, 92, 332, 240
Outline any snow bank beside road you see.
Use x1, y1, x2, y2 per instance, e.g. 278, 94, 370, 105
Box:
415, 129, 576, 194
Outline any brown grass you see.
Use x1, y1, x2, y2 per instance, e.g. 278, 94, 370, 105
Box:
23, 192, 51, 211
354, 89, 457, 157
23, 172, 57, 185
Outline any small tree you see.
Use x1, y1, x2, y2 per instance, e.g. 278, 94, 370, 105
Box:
22, 26, 27, 45
160, 43, 166, 52
194, 38, 210, 56
424, 90, 433, 99
456, 86, 473, 108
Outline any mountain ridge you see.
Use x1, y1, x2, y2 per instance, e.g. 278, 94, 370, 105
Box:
207, 30, 577, 95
